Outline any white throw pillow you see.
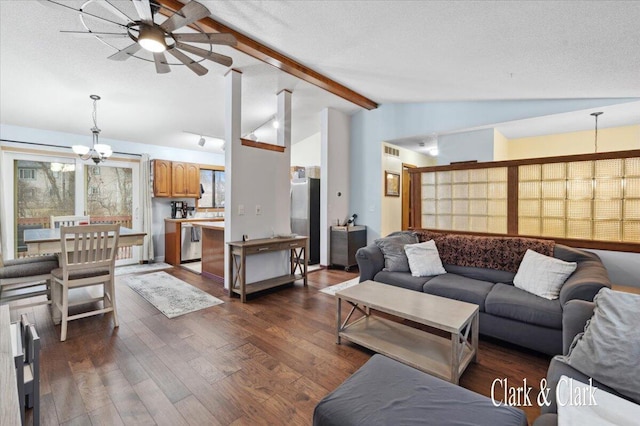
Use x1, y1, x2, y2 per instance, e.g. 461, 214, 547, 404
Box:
404, 240, 446, 277
557, 375, 640, 426
513, 249, 577, 300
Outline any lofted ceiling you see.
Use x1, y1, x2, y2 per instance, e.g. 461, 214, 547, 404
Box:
1, 1, 639, 155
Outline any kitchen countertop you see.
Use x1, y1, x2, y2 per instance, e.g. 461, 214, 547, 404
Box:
194, 221, 225, 229
164, 217, 224, 223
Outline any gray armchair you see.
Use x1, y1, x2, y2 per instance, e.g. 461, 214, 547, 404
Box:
534, 299, 634, 425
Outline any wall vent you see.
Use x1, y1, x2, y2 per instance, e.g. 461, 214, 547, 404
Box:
384, 146, 400, 157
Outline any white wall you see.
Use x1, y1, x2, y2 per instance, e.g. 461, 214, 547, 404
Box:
0, 124, 224, 261
225, 75, 292, 286
380, 143, 435, 237
320, 108, 350, 265
437, 129, 495, 165
493, 129, 509, 161
291, 132, 321, 167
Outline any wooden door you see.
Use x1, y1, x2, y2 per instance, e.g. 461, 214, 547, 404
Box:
171, 162, 187, 197
153, 160, 172, 197
402, 163, 416, 229
185, 163, 201, 198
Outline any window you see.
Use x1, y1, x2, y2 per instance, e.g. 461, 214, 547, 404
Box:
414, 152, 640, 249
198, 168, 225, 209
18, 168, 36, 180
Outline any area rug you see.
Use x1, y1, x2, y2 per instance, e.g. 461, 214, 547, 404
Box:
320, 277, 360, 296
123, 271, 223, 318
115, 262, 172, 276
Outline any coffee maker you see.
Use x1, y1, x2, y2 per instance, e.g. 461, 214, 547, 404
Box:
170, 201, 184, 219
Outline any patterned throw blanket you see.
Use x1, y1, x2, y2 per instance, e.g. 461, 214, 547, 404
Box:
414, 230, 555, 273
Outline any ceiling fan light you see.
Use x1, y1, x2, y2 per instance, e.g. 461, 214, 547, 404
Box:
72, 145, 90, 156
139, 25, 166, 53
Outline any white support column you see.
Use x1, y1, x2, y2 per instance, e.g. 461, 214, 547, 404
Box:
277, 90, 292, 149
320, 108, 351, 266
224, 69, 242, 290
275, 90, 293, 230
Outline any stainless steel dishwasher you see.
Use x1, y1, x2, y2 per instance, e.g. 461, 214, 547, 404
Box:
180, 223, 202, 262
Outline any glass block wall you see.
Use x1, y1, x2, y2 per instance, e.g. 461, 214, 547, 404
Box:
421, 167, 508, 233
518, 157, 640, 242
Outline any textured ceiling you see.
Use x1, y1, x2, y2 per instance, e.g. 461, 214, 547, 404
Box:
1, 0, 639, 154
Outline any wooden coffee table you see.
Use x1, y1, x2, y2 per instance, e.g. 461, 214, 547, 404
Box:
336, 280, 479, 384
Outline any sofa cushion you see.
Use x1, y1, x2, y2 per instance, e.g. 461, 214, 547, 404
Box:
443, 264, 516, 284
513, 249, 577, 300
374, 234, 418, 272
374, 271, 432, 292
485, 283, 562, 329
423, 273, 494, 312
566, 288, 640, 404
0, 256, 59, 279
404, 240, 446, 277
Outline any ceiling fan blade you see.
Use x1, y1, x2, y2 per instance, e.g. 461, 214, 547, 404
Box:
160, 1, 210, 33
99, 0, 135, 23
153, 52, 171, 74
108, 43, 142, 61
172, 32, 237, 46
175, 42, 232, 67
166, 48, 208, 76
132, 0, 153, 22
41, 0, 128, 28
61, 30, 129, 38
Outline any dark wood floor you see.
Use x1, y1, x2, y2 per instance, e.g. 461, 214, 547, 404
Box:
9, 267, 550, 425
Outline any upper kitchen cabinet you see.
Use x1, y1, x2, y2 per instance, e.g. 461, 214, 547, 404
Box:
152, 160, 201, 198
171, 162, 200, 198
152, 160, 172, 197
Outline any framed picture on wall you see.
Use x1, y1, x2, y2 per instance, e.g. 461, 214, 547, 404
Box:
385, 171, 400, 197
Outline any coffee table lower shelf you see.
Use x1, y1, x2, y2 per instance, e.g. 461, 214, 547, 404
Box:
339, 316, 475, 382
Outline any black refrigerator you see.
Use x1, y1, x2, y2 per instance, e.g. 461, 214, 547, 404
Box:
290, 178, 320, 265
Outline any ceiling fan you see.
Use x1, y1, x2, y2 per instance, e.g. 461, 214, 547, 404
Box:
44, 0, 237, 76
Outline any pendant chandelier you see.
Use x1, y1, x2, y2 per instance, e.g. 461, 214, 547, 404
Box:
590, 111, 603, 153
72, 95, 112, 164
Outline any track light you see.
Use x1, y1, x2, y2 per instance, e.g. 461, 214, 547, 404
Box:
272, 118, 280, 129
198, 136, 206, 147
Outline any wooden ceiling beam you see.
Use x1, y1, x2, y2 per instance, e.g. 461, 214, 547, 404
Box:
155, 0, 378, 110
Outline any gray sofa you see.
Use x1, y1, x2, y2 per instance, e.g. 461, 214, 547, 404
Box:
356, 233, 611, 355
533, 299, 638, 425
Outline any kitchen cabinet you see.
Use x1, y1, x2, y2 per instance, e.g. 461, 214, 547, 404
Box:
171, 162, 200, 198
152, 160, 172, 197
153, 160, 200, 198
164, 218, 222, 265
185, 163, 200, 197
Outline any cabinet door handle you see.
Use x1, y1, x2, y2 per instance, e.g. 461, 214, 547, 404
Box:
258, 247, 269, 251
289, 243, 298, 246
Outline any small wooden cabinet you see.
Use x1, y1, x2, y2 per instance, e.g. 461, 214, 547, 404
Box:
152, 160, 172, 197
153, 160, 200, 198
330, 225, 367, 271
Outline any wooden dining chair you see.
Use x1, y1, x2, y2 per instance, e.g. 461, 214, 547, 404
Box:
20, 314, 40, 426
0, 253, 59, 308
50, 215, 90, 229
50, 224, 119, 341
